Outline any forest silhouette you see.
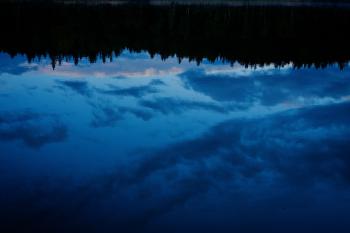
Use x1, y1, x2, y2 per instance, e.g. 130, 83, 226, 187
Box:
1, 2, 350, 68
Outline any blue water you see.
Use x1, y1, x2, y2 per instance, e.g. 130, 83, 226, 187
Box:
1, 51, 350, 232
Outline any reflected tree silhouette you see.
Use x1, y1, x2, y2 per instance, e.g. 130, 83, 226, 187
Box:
1, 2, 350, 68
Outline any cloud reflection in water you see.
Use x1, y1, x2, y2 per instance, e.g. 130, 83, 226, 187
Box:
0, 51, 350, 233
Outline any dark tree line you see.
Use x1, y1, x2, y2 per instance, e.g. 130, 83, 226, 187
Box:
4, 1, 350, 4
1, 2, 350, 68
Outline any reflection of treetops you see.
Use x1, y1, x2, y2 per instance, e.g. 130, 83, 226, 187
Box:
1, 3, 350, 68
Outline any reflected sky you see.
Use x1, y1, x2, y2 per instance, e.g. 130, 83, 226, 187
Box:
1, 51, 350, 233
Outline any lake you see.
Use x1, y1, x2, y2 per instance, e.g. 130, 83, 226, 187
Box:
1, 2, 350, 233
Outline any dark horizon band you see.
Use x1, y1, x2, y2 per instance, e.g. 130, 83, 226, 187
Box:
5, 0, 350, 6
1, 2, 350, 68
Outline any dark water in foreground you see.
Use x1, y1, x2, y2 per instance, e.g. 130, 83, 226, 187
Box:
1, 3, 350, 233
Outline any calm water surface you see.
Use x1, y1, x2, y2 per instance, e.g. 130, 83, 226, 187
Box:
1, 50, 350, 232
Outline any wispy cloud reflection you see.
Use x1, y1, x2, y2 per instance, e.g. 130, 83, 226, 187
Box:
2, 51, 350, 233
96, 84, 159, 98
139, 97, 227, 114
180, 67, 350, 108
0, 111, 67, 148
90, 103, 152, 128
56, 80, 92, 97
80, 102, 350, 230
2, 102, 350, 233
